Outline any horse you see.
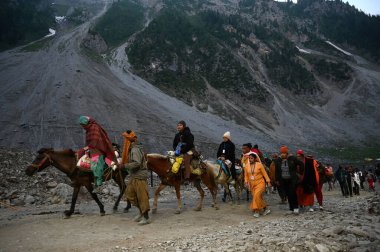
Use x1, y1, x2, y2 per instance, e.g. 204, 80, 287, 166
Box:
25, 148, 130, 218
146, 154, 219, 214
205, 161, 245, 204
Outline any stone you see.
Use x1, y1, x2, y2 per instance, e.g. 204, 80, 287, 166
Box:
25, 195, 35, 204
322, 226, 344, 236
46, 181, 58, 188
315, 244, 330, 252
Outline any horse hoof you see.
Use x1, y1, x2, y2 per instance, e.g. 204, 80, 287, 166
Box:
174, 209, 181, 214
100, 212, 106, 216
193, 207, 201, 212
214, 206, 219, 210
112, 208, 118, 213
63, 210, 72, 218
152, 208, 157, 214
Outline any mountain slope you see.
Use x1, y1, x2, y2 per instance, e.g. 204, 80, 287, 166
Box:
0, 0, 380, 160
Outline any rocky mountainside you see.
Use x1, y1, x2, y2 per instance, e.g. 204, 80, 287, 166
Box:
0, 0, 379, 159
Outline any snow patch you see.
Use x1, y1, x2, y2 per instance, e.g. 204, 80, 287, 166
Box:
296, 46, 311, 54
325, 41, 352, 56
55, 16, 66, 23
44, 28, 56, 38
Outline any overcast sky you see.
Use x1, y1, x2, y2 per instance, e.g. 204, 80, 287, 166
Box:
275, 0, 380, 15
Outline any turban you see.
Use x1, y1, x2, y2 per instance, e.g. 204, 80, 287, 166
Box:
280, 145, 288, 154
121, 130, 138, 164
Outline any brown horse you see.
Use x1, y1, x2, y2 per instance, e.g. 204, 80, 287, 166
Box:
206, 161, 245, 204
147, 154, 219, 214
25, 148, 130, 218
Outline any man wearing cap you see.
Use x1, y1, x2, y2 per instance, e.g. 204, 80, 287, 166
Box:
275, 146, 304, 214
173, 121, 195, 179
217, 131, 236, 183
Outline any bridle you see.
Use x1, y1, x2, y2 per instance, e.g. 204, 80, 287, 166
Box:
30, 153, 52, 171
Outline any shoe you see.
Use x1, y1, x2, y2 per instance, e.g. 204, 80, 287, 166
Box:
309, 207, 314, 212
253, 213, 260, 218
138, 217, 151, 225
133, 214, 143, 222
293, 209, 299, 215
319, 206, 324, 211
263, 209, 271, 216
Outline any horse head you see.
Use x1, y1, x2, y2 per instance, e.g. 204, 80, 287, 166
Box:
25, 148, 54, 176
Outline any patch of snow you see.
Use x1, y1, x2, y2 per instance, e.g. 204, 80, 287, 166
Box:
55, 16, 66, 23
44, 28, 56, 38
325, 41, 352, 56
296, 46, 310, 54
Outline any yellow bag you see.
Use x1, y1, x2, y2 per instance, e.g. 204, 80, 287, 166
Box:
172, 156, 183, 174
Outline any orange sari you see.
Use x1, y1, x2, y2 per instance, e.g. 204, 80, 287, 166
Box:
244, 160, 270, 211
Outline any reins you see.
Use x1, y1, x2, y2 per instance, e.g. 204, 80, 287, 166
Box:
30, 154, 52, 171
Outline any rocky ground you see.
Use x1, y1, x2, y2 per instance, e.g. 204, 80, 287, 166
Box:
0, 149, 379, 252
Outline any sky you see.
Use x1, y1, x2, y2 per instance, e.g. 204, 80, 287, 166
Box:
275, 0, 380, 15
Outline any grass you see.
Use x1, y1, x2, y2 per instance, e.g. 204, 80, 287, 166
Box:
20, 37, 52, 52
317, 145, 380, 164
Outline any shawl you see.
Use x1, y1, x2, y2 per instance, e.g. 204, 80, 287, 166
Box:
121, 131, 138, 164
81, 116, 115, 161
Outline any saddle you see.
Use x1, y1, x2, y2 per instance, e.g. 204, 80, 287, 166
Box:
167, 150, 205, 176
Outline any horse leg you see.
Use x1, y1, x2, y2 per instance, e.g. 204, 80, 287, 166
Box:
152, 183, 166, 214
85, 183, 105, 216
113, 174, 126, 213
174, 184, 182, 214
124, 200, 132, 213
194, 180, 205, 211
64, 186, 80, 218
222, 189, 227, 202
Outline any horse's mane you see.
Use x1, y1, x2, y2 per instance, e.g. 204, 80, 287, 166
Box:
147, 153, 167, 159
37, 148, 53, 154
37, 148, 75, 157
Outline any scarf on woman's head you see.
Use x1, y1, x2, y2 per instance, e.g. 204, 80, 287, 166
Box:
121, 131, 138, 164
79, 116, 115, 161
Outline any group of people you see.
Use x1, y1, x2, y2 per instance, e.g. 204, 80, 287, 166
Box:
335, 165, 378, 197
76, 116, 375, 224
214, 132, 328, 217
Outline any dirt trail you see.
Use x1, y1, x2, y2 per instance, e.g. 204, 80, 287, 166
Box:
1, 187, 379, 252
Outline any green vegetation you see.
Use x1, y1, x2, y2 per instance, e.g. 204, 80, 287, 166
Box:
277, 0, 380, 63
93, 0, 144, 48
20, 37, 52, 52
0, 0, 54, 51
317, 145, 380, 164
126, 9, 269, 104
307, 56, 353, 84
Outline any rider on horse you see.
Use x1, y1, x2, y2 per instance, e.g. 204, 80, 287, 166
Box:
78, 116, 115, 187
171, 120, 195, 179
216, 131, 236, 184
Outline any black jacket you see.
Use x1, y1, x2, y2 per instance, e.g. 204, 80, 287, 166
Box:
275, 156, 304, 184
173, 127, 195, 154
217, 140, 235, 162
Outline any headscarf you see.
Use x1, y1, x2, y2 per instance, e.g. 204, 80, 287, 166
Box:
280, 145, 288, 154
223, 131, 231, 140
79, 116, 115, 161
121, 130, 137, 164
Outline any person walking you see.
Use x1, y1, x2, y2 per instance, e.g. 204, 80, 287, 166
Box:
275, 146, 303, 214
244, 153, 271, 218
120, 130, 151, 225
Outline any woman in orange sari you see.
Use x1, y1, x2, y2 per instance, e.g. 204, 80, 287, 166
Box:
244, 153, 271, 218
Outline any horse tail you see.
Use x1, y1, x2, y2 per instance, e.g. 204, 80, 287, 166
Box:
205, 162, 218, 195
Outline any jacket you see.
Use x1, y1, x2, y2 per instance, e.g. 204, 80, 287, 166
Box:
217, 140, 235, 162
274, 155, 304, 184
124, 143, 147, 180
173, 127, 195, 154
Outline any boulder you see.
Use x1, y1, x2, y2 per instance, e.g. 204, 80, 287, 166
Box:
50, 183, 72, 204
